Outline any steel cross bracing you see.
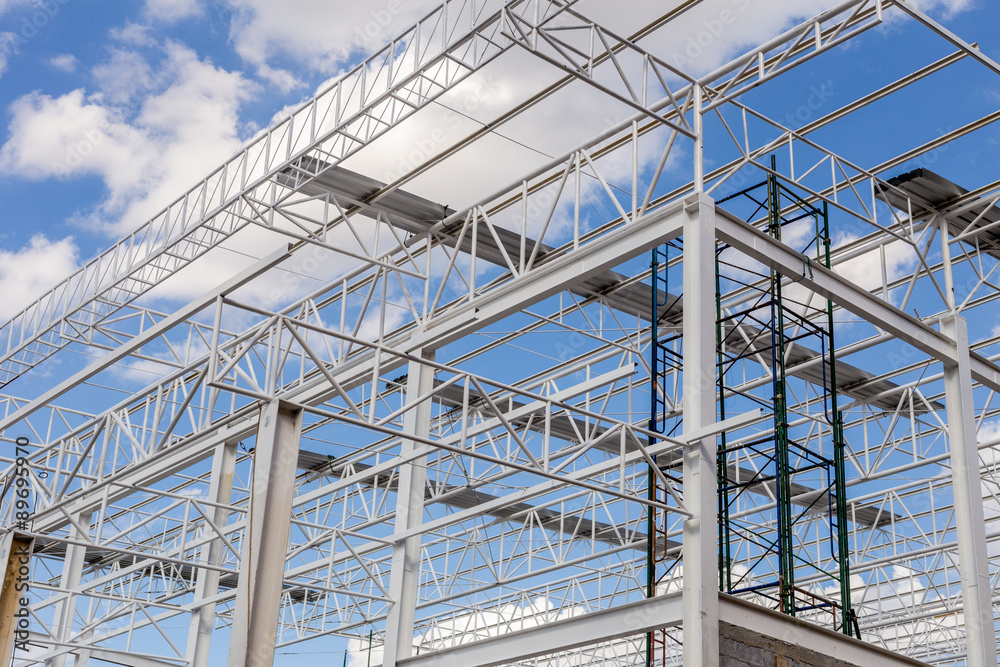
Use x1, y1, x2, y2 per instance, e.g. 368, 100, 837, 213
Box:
2, 0, 1000, 666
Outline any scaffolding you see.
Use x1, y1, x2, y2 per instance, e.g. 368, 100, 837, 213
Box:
714, 159, 855, 632
647, 161, 856, 664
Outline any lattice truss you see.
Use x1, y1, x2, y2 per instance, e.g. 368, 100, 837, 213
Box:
0, 1, 999, 666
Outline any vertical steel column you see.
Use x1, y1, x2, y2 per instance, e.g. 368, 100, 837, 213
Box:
693, 84, 704, 192
187, 441, 237, 667
938, 216, 995, 665
941, 314, 996, 667
382, 350, 435, 667
47, 512, 92, 667
227, 401, 303, 667
682, 197, 719, 667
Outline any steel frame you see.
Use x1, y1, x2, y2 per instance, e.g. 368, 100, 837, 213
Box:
1, 0, 1000, 665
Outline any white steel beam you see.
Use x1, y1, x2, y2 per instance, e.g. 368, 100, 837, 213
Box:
226, 401, 303, 667
714, 209, 1000, 393
397, 591, 683, 667
0, 245, 292, 434
382, 350, 435, 667
681, 196, 718, 666
29, 193, 699, 539
940, 315, 996, 667
46, 512, 92, 667
186, 441, 237, 667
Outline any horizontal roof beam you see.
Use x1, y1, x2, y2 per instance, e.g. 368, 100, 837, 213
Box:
715, 208, 1000, 393
398, 591, 683, 667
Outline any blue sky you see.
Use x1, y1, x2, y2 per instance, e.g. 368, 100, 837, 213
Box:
0, 3, 998, 663
0, 0, 996, 329
0, 0, 446, 321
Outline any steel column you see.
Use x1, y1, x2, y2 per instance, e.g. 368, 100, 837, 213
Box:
46, 512, 92, 667
682, 199, 719, 666
382, 350, 436, 667
226, 401, 303, 667
186, 441, 237, 667
940, 314, 996, 667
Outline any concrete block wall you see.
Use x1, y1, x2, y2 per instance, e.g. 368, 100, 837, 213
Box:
720, 621, 863, 667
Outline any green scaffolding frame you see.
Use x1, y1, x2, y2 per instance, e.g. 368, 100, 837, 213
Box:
647, 161, 857, 665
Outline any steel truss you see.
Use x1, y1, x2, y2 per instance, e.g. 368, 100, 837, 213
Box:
1, 1, 1000, 666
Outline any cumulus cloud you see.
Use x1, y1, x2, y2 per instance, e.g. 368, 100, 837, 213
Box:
256, 62, 304, 93
91, 49, 156, 104
225, 0, 441, 80
143, 0, 201, 23
0, 42, 257, 235
910, 0, 976, 17
832, 234, 919, 296
0, 89, 151, 188
346, 597, 586, 667
48, 53, 77, 72
0, 235, 79, 320
110, 21, 155, 47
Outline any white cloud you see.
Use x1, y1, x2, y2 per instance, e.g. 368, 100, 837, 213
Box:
346, 596, 586, 667
832, 234, 918, 295
0, 32, 17, 78
268, 101, 300, 126
225, 0, 440, 78
0, 0, 29, 19
257, 63, 304, 93
110, 21, 155, 47
0, 42, 257, 235
875, 0, 975, 38
0, 88, 152, 190
91, 49, 155, 104
980, 419, 1000, 448
910, 0, 975, 17
48, 53, 77, 72
0, 235, 79, 320
144, 0, 201, 23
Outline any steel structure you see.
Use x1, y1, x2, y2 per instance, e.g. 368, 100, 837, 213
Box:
649, 162, 857, 659
1, 1, 999, 666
